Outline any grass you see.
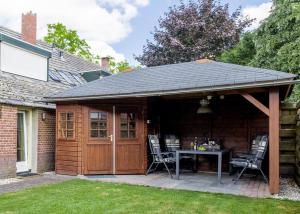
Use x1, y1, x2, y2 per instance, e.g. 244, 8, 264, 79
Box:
0, 179, 299, 214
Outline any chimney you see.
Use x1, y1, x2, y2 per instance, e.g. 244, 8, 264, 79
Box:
21, 11, 37, 45
101, 57, 110, 69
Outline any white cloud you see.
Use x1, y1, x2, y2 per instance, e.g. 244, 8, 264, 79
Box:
242, 2, 273, 30
0, 0, 149, 62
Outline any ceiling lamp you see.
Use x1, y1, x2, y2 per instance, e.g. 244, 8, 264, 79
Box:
197, 98, 212, 114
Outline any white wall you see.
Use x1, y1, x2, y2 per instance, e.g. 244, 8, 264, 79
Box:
0, 42, 48, 81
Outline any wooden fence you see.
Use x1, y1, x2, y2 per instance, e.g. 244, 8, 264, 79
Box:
279, 102, 300, 186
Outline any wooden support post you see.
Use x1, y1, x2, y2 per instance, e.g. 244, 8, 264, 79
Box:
269, 87, 280, 194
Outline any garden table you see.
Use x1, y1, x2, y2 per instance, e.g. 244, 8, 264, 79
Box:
175, 149, 229, 184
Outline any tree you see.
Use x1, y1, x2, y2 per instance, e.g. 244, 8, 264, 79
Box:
44, 23, 94, 61
217, 32, 255, 65
107, 57, 132, 73
218, 0, 300, 101
135, 0, 252, 66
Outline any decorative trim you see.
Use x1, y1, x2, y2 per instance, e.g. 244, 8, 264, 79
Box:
0, 33, 51, 58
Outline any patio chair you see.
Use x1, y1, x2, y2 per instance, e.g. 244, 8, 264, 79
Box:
230, 135, 268, 184
165, 134, 194, 159
234, 135, 263, 159
147, 135, 175, 178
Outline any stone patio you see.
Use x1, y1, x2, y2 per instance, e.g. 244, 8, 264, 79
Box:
84, 172, 271, 198
0, 173, 73, 194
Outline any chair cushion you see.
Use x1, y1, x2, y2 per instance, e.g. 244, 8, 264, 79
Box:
230, 160, 258, 169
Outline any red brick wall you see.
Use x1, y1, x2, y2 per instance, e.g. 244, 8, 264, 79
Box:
21, 11, 37, 45
0, 105, 17, 178
37, 109, 56, 172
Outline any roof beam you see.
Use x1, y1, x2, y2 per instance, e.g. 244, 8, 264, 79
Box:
240, 92, 270, 117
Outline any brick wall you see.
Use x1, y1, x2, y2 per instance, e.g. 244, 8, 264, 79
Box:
0, 104, 17, 178
37, 109, 56, 172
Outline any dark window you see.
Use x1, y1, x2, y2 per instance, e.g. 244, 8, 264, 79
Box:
59, 112, 74, 140
90, 112, 108, 138
120, 113, 136, 139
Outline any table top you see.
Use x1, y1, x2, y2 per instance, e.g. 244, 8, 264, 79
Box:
176, 149, 229, 155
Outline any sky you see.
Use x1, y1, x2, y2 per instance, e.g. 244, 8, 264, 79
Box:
0, 0, 272, 65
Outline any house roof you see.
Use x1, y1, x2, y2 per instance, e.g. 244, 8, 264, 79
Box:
0, 26, 103, 108
0, 26, 102, 73
0, 70, 69, 109
46, 60, 297, 101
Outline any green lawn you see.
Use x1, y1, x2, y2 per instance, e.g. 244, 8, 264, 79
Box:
0, 179, 299, 214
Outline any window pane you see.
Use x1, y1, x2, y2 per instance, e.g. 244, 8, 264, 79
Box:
129, 130, 136, 138
99, 112, 107, 120
121, 130, 128, 138
67, 121, 73, 130
129, 113, 135, 121
120, 113, 127, 122
129, 122, 135, 129
90, 112, 99, 119
17, 113, 25, 161
60, 121, 66, 129
99, 130, 107, 138
91, 120, 98, 129
121, 123, 128, 130
60, 130, 65, 138
90, 130, 98, 138
60, 113, 66, 121
67, 113, 74, 121
67, 130, 74, 138
99, 121, 107, 129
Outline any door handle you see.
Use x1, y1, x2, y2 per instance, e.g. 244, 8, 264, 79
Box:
109, 134, 113, 142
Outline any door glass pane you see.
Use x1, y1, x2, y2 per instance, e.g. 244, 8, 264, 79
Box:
120, 123, 128, 130
99, 122, 107, 129
17, 113, 25, 162
99, 112, 107, 120
129, 130, 136, 138
121, 130, 128, 138
99, 130, 107, 138
129, 122, 135, 129
120, 112, 136, 139
90, 111, 108, 138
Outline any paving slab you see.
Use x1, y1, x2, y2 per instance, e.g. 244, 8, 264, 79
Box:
0, 173, 73, 194
84, 172, 271, 198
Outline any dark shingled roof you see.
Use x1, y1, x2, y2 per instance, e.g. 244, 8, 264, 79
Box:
47, 60, 297, 101
0, 70, 69, 109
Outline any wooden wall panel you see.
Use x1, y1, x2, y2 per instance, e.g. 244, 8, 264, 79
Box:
55, 104, 83, 175
86, 144, 112, 173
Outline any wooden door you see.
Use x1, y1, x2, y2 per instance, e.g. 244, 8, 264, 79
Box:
83, 106, 113, 174
115, 106, 145, 174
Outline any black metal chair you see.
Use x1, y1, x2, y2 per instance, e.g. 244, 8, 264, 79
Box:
147, 135, 175, 178
234, 135, 262, 160
165, 134, 194, 159
230, 135, 268, 184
